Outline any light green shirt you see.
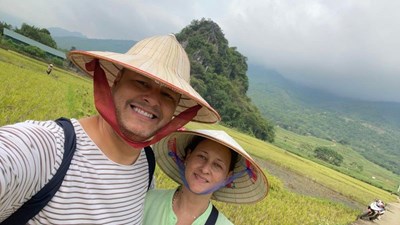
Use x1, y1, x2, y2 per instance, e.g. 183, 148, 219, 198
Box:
143, 188, 233, 225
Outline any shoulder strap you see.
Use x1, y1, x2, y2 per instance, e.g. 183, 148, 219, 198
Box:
205, 205, 219, 225
144, 146, 155, 190
1, 118, 76, 225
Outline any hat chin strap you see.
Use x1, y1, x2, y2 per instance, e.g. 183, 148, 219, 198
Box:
86, 59, 201, 149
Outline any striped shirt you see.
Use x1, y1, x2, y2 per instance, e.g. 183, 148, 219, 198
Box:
0, 119, 149, 224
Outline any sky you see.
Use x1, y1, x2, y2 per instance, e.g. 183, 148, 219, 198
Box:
1, 0, 399, 103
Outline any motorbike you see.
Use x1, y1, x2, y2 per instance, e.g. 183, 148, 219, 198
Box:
359, 201, 385, 221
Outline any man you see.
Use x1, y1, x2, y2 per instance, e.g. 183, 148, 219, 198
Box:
0, 34, 220, 224
46, 63, 53, 75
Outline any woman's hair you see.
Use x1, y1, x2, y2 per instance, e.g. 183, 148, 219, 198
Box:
184, 136, 239, 172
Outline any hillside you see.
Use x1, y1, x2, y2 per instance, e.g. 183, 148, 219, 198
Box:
247, 64, 400, 177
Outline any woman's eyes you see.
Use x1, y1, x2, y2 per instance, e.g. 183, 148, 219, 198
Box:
197, 154, 207, 160
196, 154, 224, 170
213, 163, 223, 170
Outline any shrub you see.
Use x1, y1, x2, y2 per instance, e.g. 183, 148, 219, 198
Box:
314, 146, 344, 166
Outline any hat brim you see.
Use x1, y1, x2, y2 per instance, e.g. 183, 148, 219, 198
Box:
68, 50, 220, 124
153, 130, 269, 204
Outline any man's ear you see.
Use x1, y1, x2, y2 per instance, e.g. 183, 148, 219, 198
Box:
112, 69, 124, 88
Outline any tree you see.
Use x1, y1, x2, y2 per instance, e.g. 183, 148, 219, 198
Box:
314, 147, 344, 166
15, 23, 57, 48
0, 21, 12, 35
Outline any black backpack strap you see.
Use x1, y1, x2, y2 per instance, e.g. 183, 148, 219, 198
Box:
1, 118, 76, 225
144, 146, 155, 190
205, 205, 219, 225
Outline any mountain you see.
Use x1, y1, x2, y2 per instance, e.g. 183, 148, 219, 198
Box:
175, 19, 275, 142
247, 63, 400, 175
49, 27, 136, 53
48, 27, 87, 38
53, 36, 136, 53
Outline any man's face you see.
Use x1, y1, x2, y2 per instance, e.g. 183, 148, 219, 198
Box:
112, 69, 181, 141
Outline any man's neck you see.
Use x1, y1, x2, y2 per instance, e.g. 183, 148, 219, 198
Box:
79, 115, 142, 165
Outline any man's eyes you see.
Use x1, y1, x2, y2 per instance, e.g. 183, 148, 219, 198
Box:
135, 80, 149, 87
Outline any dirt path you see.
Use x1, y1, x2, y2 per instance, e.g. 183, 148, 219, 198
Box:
351, 202, 400, 225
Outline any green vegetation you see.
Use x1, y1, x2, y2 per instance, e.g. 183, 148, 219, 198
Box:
15, 23, 58, 49
176, 19, 275, 142
0, 21, 12, 35
1, 21, 65, 67
314, 146, 344, 166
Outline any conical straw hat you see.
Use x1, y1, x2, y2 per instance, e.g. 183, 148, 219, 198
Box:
154, 129, 269, 204
68, 34, 220, 123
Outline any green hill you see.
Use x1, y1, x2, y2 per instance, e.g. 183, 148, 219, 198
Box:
247, 64, 400, 177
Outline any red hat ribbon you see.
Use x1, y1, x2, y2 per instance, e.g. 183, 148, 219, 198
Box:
86, 59, 200, 149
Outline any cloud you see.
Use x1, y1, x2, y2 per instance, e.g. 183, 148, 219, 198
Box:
1, 0, 399, 102
221, 0, 400, 102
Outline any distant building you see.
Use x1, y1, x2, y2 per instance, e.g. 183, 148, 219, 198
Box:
2, 28, 66, 60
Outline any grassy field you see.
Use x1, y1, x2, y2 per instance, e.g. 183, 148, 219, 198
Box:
1, 48, 397, 225
0, 48, 96, 124
273, 127, 400, 193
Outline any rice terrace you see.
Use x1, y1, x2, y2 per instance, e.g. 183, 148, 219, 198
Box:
0, 48, 399, 224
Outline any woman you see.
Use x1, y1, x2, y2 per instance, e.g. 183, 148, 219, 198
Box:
143, 130, 269, 225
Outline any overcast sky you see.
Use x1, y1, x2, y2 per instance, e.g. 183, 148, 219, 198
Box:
1, 0, 399, 103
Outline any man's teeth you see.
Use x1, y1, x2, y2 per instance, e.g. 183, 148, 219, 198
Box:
134, 107, 154, 119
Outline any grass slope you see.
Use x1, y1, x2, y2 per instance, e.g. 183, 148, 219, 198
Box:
0, 48, 396, 225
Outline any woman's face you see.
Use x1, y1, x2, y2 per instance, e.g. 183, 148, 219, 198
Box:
184, 139, 232, 194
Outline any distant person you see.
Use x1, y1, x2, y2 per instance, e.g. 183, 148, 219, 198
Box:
0, 34, 220, 224
144, 129, 269, 225
360, 199, 386, 221
46, 63, 53, 75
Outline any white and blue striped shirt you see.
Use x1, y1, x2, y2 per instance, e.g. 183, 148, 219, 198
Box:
0, 119, 149, 224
